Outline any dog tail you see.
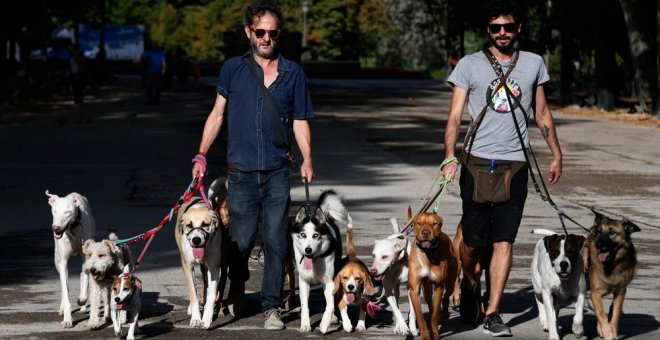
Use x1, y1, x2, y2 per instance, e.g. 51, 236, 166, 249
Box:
532, 228, 557, 236
107, 228, 119, 241
318, 190, 350, 226
346, 219, 356, 259
389, 217, 400, 233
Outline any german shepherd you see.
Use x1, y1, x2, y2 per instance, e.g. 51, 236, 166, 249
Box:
582, 209, 641, 340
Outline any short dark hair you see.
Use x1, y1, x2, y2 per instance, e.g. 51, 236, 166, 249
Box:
245, 1, 284, 30
486, 0, 523, 24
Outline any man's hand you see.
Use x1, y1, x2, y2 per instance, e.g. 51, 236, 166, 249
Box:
441, 158, 459, 182
300, 158, 314, 183
547, 157, 562, 184
191, 153, 207, 179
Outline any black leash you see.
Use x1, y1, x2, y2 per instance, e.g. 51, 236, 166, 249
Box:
482, 48, 590, 235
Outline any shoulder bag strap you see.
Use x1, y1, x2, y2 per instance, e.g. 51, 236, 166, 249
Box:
242, 56, 290, 151
460, 48, 519, 162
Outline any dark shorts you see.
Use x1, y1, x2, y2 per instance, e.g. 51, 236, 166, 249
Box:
459, 161, 528, 248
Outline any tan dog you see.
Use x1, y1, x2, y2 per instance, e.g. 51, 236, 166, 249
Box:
582, 210, 640, 340
175, 197, 222, 329
408, 212, 459, 340
333, 223, 375, 332
451, 222, 486, 315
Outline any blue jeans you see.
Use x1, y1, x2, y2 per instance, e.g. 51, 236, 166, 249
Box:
227, 165, 290, 311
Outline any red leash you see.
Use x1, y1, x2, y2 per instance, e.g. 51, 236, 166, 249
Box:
115, 176, 206, 273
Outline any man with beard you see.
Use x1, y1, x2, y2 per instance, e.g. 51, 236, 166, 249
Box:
191, 1, 314, 330
441, 0, 562, 337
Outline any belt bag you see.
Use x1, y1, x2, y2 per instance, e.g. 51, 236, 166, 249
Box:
465, 155, 525, 203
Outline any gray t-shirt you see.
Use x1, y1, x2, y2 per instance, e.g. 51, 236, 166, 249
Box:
447, 50, 549, 161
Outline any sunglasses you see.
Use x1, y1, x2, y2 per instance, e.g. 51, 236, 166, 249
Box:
250, 28, 280, 39
488, 23, 517, 34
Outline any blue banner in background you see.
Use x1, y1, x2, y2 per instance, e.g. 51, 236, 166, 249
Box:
53, 25, 144, 61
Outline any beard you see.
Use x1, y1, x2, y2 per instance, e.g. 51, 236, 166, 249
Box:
250, 38, 278, 59
489, 34, 517, 53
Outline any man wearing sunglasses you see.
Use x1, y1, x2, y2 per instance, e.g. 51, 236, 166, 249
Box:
191, 0, 314, 331
442, 0, 562, 337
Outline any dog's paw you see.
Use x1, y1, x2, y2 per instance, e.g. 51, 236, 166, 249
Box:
342, 323, 353, 333
330, 314, 339, 325
190, 318, 203, 328
393, 322, 410, 335
299, 323, 312, 332
409, 325, 419, 336
87, 317, 102, 329
202, 319, 212, 329
356, 321, 366, 332
572, 322, 584, 337
115, 329, 123, 337
61, 319, 73, 328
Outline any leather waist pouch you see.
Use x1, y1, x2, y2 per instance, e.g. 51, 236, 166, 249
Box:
465, 155, 525, 203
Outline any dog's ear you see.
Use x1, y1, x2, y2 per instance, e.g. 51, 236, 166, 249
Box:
314, 208, 326, 225
363, 271, 375, 296
123, 264, 130, 274
294, 206, 307, 223
72, 195, 82, 207
102, 239, 118, 253
45, 190, 58, 206
591, 208, 609, 227
407, 206, 413, 220
623, 220, 641, 235
332, 272, 343, 296
543, 234, 560, 252
82, 239, 94, 254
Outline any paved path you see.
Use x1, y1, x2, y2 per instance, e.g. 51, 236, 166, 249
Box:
1, 77, 658, 339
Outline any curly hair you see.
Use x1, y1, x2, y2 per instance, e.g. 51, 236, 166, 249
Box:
245, 1, 284, 30
486, 0, 524, 24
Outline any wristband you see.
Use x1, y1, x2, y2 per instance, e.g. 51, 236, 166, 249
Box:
192, 154, 207, 175
440, 157, 459, 169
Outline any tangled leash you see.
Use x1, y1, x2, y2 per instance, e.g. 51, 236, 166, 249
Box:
115, 174, 208, 273
401, 157, 457, 235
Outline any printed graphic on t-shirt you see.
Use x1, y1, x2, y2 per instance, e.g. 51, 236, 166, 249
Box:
486, 77, 521, 113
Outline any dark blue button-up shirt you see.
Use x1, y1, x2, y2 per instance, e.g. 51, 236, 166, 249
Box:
216, 51, 314, 171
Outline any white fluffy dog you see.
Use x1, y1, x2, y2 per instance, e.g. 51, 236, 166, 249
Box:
111, 264, 142, 340
46, 190, 96, 328
370, 218, 413, 335
82, 232, 132, 329
531, 229, 586, 340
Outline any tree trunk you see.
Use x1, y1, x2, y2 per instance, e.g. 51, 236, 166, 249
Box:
619, 0, 658, 114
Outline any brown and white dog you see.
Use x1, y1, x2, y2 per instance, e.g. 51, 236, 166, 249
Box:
110, 264, 142, 340
82, 231, 132, 329
333, 223, 375, 332
407, 212, 459, 340
175, 196, 222, 329
531, 229, 586, 340
582, 210, 641, 340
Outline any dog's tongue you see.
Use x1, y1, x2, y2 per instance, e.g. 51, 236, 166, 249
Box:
193, 247, 205, 259
116, 303, 124, 310
373, 274, 384, 282
598, 252, 610, 262
303, 257, 313, 270
347, 292, 356, 303
421, 240, 432, 248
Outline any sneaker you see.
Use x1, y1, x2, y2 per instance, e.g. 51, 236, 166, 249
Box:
483, 313, 512, 337
263, 308, 285, 330
459, 278, 482, 324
